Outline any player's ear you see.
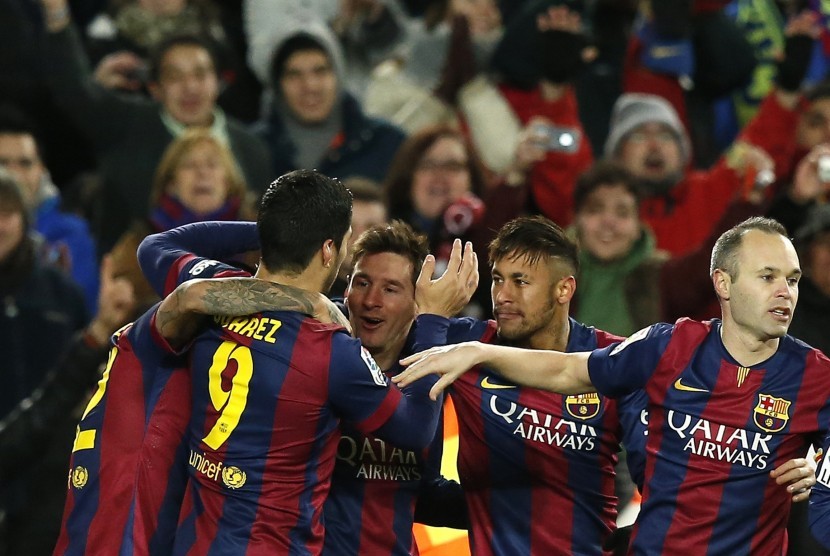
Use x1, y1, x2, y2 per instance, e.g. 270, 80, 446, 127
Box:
556, 275, 576, 304
713, 268, 731, 301
322, 239, 335, 268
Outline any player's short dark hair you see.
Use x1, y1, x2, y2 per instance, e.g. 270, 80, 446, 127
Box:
257, 170, 352, 274
710, 217, 789, 280
148, 33, 218, 83
350, 220, 429, 286
573, 160, 641, 213
270, 34, 329, 84
488, 215, 579, 275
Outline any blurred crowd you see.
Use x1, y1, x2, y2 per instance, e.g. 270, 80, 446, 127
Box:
2, 0, 830, 554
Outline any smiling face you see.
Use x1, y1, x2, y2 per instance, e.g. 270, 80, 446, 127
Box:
616, 122, 683, 183
575, 182, 641, 262
720, 230, 801, 342
411, 136, 471, 219
151, 44, 219, 127
345, 251, 417, 369
167, 139, 230, 215
279, 49, 338, 124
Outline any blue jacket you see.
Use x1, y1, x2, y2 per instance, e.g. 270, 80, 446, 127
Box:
35, 196, 99, 314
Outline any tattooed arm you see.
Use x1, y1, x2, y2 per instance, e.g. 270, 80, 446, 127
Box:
155, 277, 351, 348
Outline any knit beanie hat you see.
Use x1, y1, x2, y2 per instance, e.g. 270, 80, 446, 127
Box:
603, 93, 691, 164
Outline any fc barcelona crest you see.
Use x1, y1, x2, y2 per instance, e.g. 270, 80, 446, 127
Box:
753, 393, 791, 433
565, 393, 601, 420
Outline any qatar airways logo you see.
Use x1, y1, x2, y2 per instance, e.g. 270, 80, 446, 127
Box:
488, 395, 598, 451
337, 435, 421, 482
667, 410, 772, 470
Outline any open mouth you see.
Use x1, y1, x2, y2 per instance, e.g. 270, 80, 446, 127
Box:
769, 307, 791, 322
360, 316, 384, 329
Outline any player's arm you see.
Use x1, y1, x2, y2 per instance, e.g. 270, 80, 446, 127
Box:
137, 221, 260, 296
770, 457, 816, 503
155, 277, 350, 348
395, 342, 593, 400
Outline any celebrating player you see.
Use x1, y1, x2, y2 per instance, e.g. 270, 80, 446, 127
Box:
396, 217, 830, 553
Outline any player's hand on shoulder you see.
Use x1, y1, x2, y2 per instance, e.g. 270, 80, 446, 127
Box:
394, 341, 485, 400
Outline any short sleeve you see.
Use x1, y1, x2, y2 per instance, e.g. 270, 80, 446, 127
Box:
587, 324, 673, 398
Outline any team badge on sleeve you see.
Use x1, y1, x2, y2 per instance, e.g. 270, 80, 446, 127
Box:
753, 394, 791, 433
610, 326, 651, 356
360, 347, 387, 386
565, 393, 601, 420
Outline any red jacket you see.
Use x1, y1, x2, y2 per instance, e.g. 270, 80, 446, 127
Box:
499, 84, 594, 227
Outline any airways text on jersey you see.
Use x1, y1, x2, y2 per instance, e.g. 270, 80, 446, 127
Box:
666, 410, 773, 469
337, 434, 422, 482
487, 394, 600, 452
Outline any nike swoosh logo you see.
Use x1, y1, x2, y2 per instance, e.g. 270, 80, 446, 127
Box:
481, 376, 516, 390
674, 378, 708, 393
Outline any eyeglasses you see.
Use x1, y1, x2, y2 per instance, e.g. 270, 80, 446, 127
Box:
416, 158, 468, 173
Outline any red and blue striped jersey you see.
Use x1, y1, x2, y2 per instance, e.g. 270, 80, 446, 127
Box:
323, 401, 445, 555
588, 318, 830, 555
436, 316, 642, 555
54, 240, 250, 556
172, 311, 440, 555
812, 429, 830, 548
53, 310, 174, 556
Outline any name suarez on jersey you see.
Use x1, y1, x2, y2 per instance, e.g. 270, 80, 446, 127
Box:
487, 395, 599, 451
337, 435, 421, 482
666, 410, 772, 469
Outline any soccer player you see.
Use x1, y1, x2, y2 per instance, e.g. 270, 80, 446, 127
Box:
396, 217, 830, 554
324, 220, 473, 555
399, 215, 646, 555
53, 222, 344, 555
166, 170, 470, 554
138, 219, 475, 555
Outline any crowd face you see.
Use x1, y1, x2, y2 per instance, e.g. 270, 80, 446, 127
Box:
167, 139, 230, 215
617, 122, 684, 184
0, 205, 24, 262
0, 133, 44, 206
411, 136, 471, 220
280, 50, 338, 125
575, 183, 641, 263
491, 252, 559, 347
725, 231, 801, 342
346, 252, 417, 368
797, 98, 830, 150
152, 45, 219, 127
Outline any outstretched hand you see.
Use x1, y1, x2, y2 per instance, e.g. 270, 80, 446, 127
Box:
393, 341, 486, 400
415, 239, 478, 317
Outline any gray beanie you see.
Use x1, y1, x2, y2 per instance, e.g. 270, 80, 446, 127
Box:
603, 93, 691, 164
